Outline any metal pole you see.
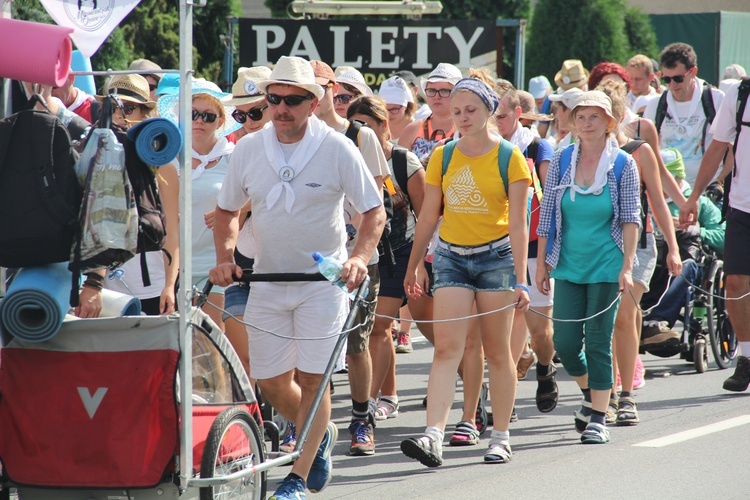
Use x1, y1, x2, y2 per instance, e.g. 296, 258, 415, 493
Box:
515, 19, 527, 91
178, 0, 195, 493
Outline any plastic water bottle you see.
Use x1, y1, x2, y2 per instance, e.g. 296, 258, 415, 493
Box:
312, 252, 357, 300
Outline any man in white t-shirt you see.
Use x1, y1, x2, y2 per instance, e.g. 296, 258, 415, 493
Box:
681, 78, 750, 394
210, 56, 385, 500
643, 43, 725, 187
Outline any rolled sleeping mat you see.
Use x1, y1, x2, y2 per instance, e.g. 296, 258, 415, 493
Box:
0, 263, 72, 343
127, 117, 183, 166
70, 50, 97, 96
0, 18, 73, 87
100, 288, 142, 317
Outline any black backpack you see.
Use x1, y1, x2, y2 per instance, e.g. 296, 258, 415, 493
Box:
654, 82, 717, 154
0, 102, 82, 270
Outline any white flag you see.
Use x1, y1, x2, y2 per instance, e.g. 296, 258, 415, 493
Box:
39, 0, 141, 58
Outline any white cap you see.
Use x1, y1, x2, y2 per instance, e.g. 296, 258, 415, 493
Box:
335, 67, 373, 97
378, 76, 414, 106
548, 87, 584, 109
420, 63, 462, 94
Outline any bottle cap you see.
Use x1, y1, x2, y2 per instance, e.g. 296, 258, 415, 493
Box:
312, 252, 323, 262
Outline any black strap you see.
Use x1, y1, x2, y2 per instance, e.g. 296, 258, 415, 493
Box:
345, 119, 361, 147
700, 83, 716, 153
635, 118, 642, 140
525, 137, 541, 177
392, 146, 410, 202
727, 77, 750, 218
654, 92, 669, 134
621, 139, 645, 155
621, 140, 648, 248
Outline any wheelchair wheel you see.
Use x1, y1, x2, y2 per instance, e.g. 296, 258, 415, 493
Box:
694, 339, 708, 373
200, 406, 267, 500
707, 262, 739, 369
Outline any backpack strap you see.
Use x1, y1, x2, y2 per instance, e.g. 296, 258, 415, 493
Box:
726, 77, 750, 218
545, 145, 574, 255
700, 82, 716, 153
345, 119, 362, 147
654, 92, 669, 134
525, 137, 541, 172
619, 142, 647, 247
442, 139, 512, 196
392, 146, 410, 201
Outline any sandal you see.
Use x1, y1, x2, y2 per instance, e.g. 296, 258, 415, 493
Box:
574, 399, 591, 434
536, 364, 559, 413
484, 441, 512, 463
606, 395, 618, 425
616, 396, 640, 426
475, 383, 489, 435
581, 422, 610, 444
449, 421, 480, 446
374, 397, 399, 421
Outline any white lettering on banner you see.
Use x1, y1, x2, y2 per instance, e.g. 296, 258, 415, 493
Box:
403, 27, 442, 69
331, 26, 363, 67
77, 386, 108, 419
252, 25, 286, 65
289, 26, 323, 61
444, 27, 484, 69
367, 27, 400, 69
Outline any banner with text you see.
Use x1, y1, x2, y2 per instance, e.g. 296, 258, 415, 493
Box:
239, 19, 496, 88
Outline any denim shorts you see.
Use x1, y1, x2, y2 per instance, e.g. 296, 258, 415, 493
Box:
432, 238, 515, 292
222, 282, 250, 321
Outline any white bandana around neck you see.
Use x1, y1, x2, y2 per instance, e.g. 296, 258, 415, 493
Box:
666, 78, 704, 138
557, 137, 621, 201
262, 115, 331, 213
509, 123, 535, 153
192, 137, 235, 180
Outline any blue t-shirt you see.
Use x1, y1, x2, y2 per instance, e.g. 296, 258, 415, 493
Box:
539, 96, 552, 124
526, 138, 554, 256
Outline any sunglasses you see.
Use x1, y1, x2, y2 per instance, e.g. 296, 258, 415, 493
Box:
112, 104, 139, 117
425, 88, 452, 98
232, 105, 268, 123
266, 93, 313, 107
333, 94, 356, 105
192, 109, 219, 123
661, 69, 691, 85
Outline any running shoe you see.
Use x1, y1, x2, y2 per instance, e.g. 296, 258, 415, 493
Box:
280, 423, 297, 454
395, 331, 413, 353
348, 420, 375, 456
270, 474, 306, 500
307, 422, 338, 493
723, 355, 750, 392
401, 433, 443, 467
633, 356, 646, 390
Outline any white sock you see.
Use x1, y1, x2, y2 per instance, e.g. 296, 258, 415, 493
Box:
740, 342, 750, 358
380, 395, 398, 405
425, 426, 444, 442
490, 429, 510, 446
521, 352, 532, 359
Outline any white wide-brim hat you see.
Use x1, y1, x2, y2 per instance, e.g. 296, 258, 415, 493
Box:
420, 62, 463, 95
224, 66, 272, 106
158, 78, 242, 138
256, 56, 325, 100
336, 67, 373, 97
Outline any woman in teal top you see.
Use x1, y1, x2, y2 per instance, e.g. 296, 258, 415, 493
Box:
536, 91, 641, 444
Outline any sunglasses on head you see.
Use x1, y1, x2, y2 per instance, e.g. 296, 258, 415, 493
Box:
192, 109, 219, 123
266, 93, 313, 107
425, 88, 452, 98
232, 105, 268, 124
660, 69, 691, 85
112, 104, 139, 117
333, 94, 355, 105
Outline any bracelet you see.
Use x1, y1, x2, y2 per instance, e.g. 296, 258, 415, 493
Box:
82, 279, 103, 291
84, 272, 105, 284
514, 283, 530, 293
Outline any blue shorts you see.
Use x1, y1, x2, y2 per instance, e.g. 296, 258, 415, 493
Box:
432, 238, 515, 292
222, 282, 250, 321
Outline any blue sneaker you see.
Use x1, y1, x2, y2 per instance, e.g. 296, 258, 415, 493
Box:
307, 422, 338, 493
270, 473, 306, 500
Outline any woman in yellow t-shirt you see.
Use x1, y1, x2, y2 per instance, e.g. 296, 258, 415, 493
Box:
401, 78, 531, 466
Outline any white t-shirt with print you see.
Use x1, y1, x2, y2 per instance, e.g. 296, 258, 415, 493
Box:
644, 78, 724, 187
709, 80, 750, 213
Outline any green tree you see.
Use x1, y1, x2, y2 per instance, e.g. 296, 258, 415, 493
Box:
527, 0, 658, 86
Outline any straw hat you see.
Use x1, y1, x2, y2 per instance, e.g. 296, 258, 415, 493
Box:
554, 59, 590, 91
99, 74, 156, 109
223, 66, 272, 106
379, 76, 414, 107
567, 90, 617, 130
336, 67, 374, 97
256, 56, 325, 100
157, 78, 242, 137
420, 63, 463, 94
129, 58, 162, 81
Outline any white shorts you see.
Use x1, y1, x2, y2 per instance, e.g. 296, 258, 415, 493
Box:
527, 257, 554, 308
245, 281, 349, 380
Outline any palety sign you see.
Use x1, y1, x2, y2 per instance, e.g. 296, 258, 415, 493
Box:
239, 19, 496, 86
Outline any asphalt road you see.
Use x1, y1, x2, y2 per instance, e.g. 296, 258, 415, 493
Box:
265, 330, 750, 500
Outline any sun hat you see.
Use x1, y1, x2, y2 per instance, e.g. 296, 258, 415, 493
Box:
157, 78, 242, 137
335, 67, 374, 97
310, 60, 336, 86
256, 56, 324, 100
722, 64, 746, 80
223, 66, 272, 106
98, 74, 156, 109
528, 75, 552, 99
518, 89, 553, 121
378, 76, 414, 107
394, 70, 419, 89
661, 148, 686, 179
554, 59, 590, 91
420, 63, 463, 94
129, 58, 162, 82
155, 73, 180, 97
567, 90, 616, 129
548, 87, 584, 109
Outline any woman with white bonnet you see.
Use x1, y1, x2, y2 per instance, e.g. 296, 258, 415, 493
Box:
158, 78, 243, 330
536, 90, 641, 444
547, 87, 584, 150
378, 75, 417, 143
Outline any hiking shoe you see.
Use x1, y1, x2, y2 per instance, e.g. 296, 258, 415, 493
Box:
401, 433, 443, 467
374, 397, 399, 421
348, 420, 375, 456
270, 474, 306, 500
633, 356, 646, 390
509, 408, 518, 424
517, 352, 535, 380
475, 382, 489, 435
723, 355, 750, 392
307, 422, 338, 493
581, 423, 610, 444
641, 320, 680, 348
484, 441, 512, 463
535, 364, 558, 413
449, 421, 480, 446
395, 331, 413, 353
280, 423, 297, 454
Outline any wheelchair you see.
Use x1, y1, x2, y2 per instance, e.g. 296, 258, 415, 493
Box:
644, 247, 739, 373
